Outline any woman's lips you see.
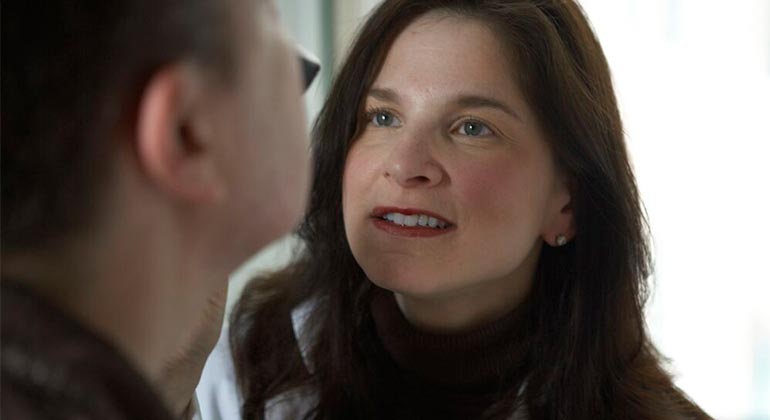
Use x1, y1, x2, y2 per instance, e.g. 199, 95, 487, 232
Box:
370, 206, 455, 238
371, 219, 455, 237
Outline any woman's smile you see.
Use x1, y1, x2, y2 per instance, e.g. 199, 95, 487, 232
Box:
370, 206, 456, 238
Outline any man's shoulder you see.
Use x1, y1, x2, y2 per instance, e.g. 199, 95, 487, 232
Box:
1, 378, 52, 420
1, 281, 174, 420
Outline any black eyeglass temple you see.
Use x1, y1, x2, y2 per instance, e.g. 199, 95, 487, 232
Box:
299, 54, 320, 92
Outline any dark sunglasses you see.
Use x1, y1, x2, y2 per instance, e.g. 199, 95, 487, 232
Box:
298, 47, 320, 92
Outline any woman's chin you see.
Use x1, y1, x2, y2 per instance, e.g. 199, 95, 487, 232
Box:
365, 269, 457, 300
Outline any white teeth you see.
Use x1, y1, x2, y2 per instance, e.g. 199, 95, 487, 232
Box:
403, 215, 419, 227
381, 212, 449, 229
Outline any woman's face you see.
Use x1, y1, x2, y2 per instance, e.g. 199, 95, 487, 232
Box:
342, 12, 572, 304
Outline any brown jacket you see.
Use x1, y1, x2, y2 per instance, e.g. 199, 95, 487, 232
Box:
1, 281, 174, 420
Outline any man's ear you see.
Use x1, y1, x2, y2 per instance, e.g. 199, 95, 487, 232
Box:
135, 64, 224, 203
542, 177, 576, 247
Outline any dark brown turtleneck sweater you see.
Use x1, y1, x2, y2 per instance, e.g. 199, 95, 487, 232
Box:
371, 292, 531, 420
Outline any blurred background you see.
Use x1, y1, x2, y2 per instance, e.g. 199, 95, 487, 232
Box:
230, 1, 770, 419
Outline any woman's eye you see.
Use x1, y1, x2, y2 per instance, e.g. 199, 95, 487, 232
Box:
370, 111, 401, 127
457, 120, 492, 137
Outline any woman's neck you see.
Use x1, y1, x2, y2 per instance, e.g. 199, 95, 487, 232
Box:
393, 241, 541, 334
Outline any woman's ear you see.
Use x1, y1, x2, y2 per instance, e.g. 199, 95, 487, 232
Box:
542, 177, 576, 247
134, 64, 225, 204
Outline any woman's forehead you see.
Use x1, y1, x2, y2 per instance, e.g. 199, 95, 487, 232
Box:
385, 13, 509, 76
371, 12, 528, 117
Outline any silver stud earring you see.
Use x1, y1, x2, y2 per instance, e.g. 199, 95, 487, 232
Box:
555, 234, 567, 246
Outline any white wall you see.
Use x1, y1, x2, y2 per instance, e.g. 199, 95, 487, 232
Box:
579, 1, 770, 417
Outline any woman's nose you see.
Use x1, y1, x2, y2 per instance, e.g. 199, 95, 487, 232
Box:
383, 133, 446, 189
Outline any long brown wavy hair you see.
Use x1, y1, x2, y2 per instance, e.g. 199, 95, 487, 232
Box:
230, 1, 709, 419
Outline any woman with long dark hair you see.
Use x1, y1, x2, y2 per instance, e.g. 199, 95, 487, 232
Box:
197, 1, 711, 418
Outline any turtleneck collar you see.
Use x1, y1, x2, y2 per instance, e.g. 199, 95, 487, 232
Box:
371, 290, 531, 391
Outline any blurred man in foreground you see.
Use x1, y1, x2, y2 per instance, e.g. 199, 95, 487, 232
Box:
1, 0, 312, 418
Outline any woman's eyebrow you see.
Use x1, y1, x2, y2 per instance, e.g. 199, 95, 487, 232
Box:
454, 94, 522, 122
367, 87, 401, 104
366, 88, 523, 122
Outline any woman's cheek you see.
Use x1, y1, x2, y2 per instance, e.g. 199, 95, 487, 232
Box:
452, 157, 520, 212
343, 145, 378, 219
